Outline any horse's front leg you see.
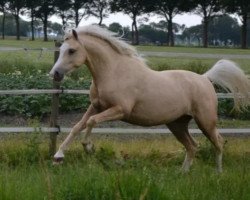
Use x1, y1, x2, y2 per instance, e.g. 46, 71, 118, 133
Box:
82, 106, 125, 153
53, 104, 97, 164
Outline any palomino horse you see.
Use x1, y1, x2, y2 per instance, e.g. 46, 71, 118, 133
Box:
50, 25, 250, 172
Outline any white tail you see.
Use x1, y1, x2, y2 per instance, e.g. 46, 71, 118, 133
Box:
204, 59, 250, 111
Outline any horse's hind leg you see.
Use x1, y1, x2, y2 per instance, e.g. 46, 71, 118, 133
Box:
166, 115, 198, 172
194, 112, 224, 173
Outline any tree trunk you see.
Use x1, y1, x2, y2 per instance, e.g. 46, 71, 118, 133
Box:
166, 31, 170, 46
75, 10, 79, 27
1, 12, 5, 40
43, 17, 48, 41
98, 9, 103, 25
31, 12, 35, 41
203, 16, 209, 48
98, 16, 103, 26
134, 19, 139, 45
168, 15, 174, 47
166, 17, 170, 46
61, 14, 66, 27
241, 13, 247, 49
131, 22, 135, 45
15, 14, 20, 40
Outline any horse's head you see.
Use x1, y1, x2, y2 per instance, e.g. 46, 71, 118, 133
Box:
49, 29, 87, 82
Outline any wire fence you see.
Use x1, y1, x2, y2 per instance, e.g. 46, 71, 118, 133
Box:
0, 89, 236, 98
0, 127, 249, 136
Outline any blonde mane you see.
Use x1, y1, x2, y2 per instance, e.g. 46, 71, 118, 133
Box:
75, 25, 139, 57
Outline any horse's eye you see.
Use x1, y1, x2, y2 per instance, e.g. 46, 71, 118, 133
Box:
68, 49, 76, 55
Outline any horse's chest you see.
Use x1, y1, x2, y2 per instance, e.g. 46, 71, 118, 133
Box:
91, 91, 114, 112
91, 97, 109, 112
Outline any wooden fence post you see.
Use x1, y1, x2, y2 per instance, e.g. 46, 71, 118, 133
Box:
49, 41, 61, 156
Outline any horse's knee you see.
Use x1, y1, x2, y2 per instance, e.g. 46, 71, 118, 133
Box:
86, 116, 96, 128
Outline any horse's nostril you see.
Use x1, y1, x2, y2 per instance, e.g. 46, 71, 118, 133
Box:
53, 70, 64, 82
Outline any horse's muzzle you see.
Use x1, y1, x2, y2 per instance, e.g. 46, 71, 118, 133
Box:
53, 71, 64, 82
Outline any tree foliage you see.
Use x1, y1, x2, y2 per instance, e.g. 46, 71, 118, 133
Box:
25, 0, 40, 40
194, 0, 221, 47
110, 0, 153, 45
153, 0, 195, 46
34, 0, 56, 41
71, 0, 90, 27
88, 0, 110, 25
222, 0, 250, 48
8, 0, 26, 40
209, 14, 240, 45
0, 0, 8, 39
0, 0, 248, 49
54, 0, 72, 26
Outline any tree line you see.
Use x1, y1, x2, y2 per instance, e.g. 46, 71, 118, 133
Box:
0, 0, 249, 48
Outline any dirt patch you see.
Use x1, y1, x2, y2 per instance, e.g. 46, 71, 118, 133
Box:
0, 112, 164, 129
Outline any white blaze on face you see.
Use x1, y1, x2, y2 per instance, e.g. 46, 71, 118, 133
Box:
49, 43, 70, 77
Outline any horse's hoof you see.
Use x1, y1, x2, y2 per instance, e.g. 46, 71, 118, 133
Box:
53, 157, 64, 165
82, 142, 95, 154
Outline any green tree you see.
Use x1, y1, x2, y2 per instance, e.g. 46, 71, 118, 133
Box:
108, 22, 130, 39
139, 23, 167, 44
108, 22, 123, 32
209, 14, 240, 46
25, 0, 39, 40
34, 0, 55, 41
71, 0, 90, 27
222, 0, 250, 49
48, 21, 63, 35
54, 0, 72, 26
194, 0, 221, 48
154, 0, 194, 46
110, 0, 152, 45
8, 0, 26, 40
182, 25, 202, 46
0, 13, 29, 37
0, 0, 7, 39
88, 0, 110, 25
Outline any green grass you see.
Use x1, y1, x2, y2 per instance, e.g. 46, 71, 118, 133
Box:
146, 57, 250, 74
0, 38, 54, 48
0, 39, 249, 74
0, 136, 249, 200
138, 45, 250, 55
217, 119, 250, 128
1, 40, 250, 199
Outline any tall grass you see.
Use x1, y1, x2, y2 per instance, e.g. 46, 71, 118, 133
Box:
0, 135, 249, 200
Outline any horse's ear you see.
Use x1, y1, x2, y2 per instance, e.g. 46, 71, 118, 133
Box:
72, 29, 78, 40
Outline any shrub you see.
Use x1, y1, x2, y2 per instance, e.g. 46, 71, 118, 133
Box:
0, 71, 91, 117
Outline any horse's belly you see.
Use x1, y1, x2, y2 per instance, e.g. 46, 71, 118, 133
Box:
124, 103, 190, 126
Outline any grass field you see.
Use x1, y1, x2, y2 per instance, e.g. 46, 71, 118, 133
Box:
138, 45, 250, 55
1, 39, 250, 74
0, 135, 250, 200
0, 39, 250, 199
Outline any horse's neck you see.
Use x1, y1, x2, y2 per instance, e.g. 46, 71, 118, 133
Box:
83, 37, 119, 86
